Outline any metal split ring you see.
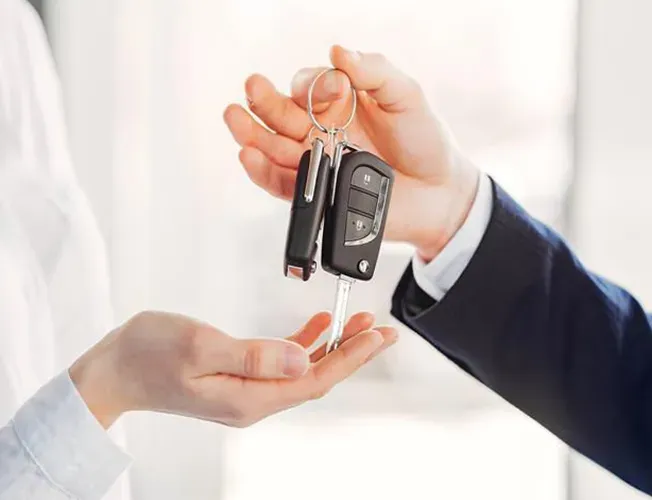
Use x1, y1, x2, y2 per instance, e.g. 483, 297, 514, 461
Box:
307, 68, 357, 134
307, 126, 335, 147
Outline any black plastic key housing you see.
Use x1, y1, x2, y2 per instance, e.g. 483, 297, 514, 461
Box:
283, 147, 331, 281
321, 151, 394, 281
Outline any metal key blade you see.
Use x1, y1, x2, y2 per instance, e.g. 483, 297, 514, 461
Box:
326, 275, 355, 353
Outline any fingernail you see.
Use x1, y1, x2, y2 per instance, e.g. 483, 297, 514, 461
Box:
324, 72, 340, 95
283, 345, 310, 377
291, 69, 312, 91
369, 330, 385, 349
347, 49, 362, 62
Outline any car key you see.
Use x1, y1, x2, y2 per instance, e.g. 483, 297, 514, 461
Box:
322, 142, 395, 352
283, 135, 331, 281
286, 67, 394, 353
322, 147, 394, 281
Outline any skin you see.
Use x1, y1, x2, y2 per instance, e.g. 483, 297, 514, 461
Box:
224, 45, 480, 263
70, 310, 397, 429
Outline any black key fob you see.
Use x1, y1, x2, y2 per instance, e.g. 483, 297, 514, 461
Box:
284, 138, 331, 281
321, 151, 394, 281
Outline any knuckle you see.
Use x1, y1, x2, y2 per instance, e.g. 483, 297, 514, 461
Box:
279, 97, 294, 120
243, 345, 263, 377
243, 344, 265, 377
121, 310, 159, 341
267, 144, 289, 166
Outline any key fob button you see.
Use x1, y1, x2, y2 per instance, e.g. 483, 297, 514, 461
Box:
348, 188, 378, 217
345, 211, 373, 242
351, 166, 382, 194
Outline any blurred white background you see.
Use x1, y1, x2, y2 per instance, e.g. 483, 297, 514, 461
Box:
31, 0, 652, 498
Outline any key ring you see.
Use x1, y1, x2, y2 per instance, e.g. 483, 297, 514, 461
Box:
334, 128, 348, 144
307, 68, 357, 134
307, 125, 335, 147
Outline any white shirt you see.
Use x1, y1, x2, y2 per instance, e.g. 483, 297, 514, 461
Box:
0, 0, 492, 498
0, 0, 130, 498
411, 173, 493, 301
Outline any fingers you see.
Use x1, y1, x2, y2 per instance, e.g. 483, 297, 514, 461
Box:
286, 311, 332, 349
312, 324, 397, 363
311, 327, 397, 382
245, 73, 313, 141
365, 326, 399, 361
305, 326, 399, 398
222, 337, 311, 379
285, 311, 375, 361
238, 147, 297, 201
329, 45, 423, 112
309, 312, 375, 362
223, 104, 304, 167
279, 328, 393, 403
308, 330, 385, 395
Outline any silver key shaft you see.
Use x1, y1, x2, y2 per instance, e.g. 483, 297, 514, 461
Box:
326, 275, 354, 353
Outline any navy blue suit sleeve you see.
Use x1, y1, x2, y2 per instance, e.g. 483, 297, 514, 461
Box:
391, 180, 652, 495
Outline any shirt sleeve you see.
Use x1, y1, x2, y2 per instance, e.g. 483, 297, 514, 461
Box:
411, 173, 494, 301
0, 371, 131, 500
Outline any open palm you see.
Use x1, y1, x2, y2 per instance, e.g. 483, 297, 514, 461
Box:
189, 311, 394, 427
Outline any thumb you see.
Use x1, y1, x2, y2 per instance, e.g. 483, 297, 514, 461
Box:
224, 338, 310, 379
329, 45, 424, 112
291, 66, 349, 111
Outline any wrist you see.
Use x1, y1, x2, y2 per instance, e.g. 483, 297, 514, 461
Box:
415, 160, 480, 263
69, 330, 127, 429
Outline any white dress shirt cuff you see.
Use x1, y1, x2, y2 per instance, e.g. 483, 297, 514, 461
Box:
11, 370, 132, 499
411, 173, 493, 301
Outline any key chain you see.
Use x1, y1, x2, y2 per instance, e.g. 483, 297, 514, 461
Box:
284, 68, 394, 353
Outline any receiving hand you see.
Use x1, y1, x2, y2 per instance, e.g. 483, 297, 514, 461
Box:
69, 310, 396, 429
224, 45, 480, 262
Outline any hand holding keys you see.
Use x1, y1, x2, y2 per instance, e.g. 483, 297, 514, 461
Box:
284, 68, 394, 353
227, 46, 478, 353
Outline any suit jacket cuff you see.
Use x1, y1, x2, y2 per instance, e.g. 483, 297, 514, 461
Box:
391, 179, 547, 382
411, 172, 493, 301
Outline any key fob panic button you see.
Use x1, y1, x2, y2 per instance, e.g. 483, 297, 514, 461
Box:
348, 188, 377, 217
351, 166, 382, 194
345, 211, 373, 242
